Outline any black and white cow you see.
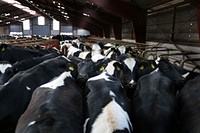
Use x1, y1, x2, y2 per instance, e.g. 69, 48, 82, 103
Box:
0, 56, 76, 133
178, 75, 200, 133
131, 58, 185, 133
0, 44, 45, 64
116, 54, 156, 89
1, 52, 61, 85
77, 58, 112, 84
16, 65, 83, 133
84, 71, 133, 133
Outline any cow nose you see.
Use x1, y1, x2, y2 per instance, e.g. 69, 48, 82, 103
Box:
78, 74, 88, 79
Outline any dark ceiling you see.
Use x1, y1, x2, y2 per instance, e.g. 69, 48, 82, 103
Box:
0, 0, 199, 29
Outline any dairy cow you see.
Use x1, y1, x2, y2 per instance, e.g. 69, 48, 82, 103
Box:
131, 58, 185, 133
178, 75, 200, 133
16, 64, 83, 133
0, 56, 75, 133
84, 72, 133, 133
1, 52, 61, 85
0, 44, 45, 64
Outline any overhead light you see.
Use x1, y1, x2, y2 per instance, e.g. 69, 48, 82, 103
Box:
58, 3, 60, 5
65, 12, 68, 15
53, 1, 56, 4
0, 20, 2, 22
14, 16, 19, 19
6, 22, 10, 24
61, 7, 65, 9
21, 18, 25, 21
83, 13, 90, 17
64, 16, 69, 18
5, 13, 10, 16
2, 0, 37, 16
57, 5, 61, 8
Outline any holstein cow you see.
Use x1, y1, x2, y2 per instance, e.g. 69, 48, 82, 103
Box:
16, 64, 83, 133
178, 75, 200, 133
77, 58, 112, 84
0, 44, 45, 64
0, 56, 76, 133
1, 52, 61, 85
116, 54, 156, 98
131, 58, 185, 133
0, 61, 12, 85
84, 71, 133, 133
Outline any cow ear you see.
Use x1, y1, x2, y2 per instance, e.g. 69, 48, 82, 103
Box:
113, 62, 122, 71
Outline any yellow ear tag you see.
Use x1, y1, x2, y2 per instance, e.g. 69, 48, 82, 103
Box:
139, 65, 144, 70
116, 66, 121, 71
69, 66, 74, 71
1, 47, 5, 52
151, 64, 155, 69
99, 66, 104, 71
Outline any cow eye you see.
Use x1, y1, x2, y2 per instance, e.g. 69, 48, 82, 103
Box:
151, 64, 155, 69
139, 65, 144, 70
69, 66, 74, 71
99, 66, 105, 71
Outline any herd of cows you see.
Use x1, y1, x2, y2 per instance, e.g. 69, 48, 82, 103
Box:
0, 39, 200, 133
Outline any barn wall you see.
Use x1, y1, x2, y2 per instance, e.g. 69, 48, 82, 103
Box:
32, 17, 51, 36
60, 23, 73, 35
147, 4, 199, 42
73, 27, 90, 36
0, 26, 9, 35
122, 20, 134, 40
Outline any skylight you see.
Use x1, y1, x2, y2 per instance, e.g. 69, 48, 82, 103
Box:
38, 16, 45, 25
53, 19, 60, 30
23, 19, 30, 30
2, 0, 37, 15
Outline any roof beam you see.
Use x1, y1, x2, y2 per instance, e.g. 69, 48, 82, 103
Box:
88, 0, 147, 43
184, 0, 200, 9
87, 0, 145, 19
61, 1, 121, 25
69, 20, 100, 37
30, 0, 109, 37
60, 1, 121, 38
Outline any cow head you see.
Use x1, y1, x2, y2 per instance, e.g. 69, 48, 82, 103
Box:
77, 58, 112, 84
158, 58, 185, 86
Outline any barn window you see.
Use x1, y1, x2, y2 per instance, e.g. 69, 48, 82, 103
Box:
38, 16, 45, 25
53, 19, 60, 30
23, 19, 30, 30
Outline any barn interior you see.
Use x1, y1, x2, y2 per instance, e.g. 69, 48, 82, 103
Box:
1, 1, 200, 133
0, 0, 200, 71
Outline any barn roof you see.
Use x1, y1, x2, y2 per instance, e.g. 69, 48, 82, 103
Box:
0, 0, 199, 28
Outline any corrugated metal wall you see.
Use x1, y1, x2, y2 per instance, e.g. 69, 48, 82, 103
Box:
147, 4, 199, 42
122, 20, 134, 39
